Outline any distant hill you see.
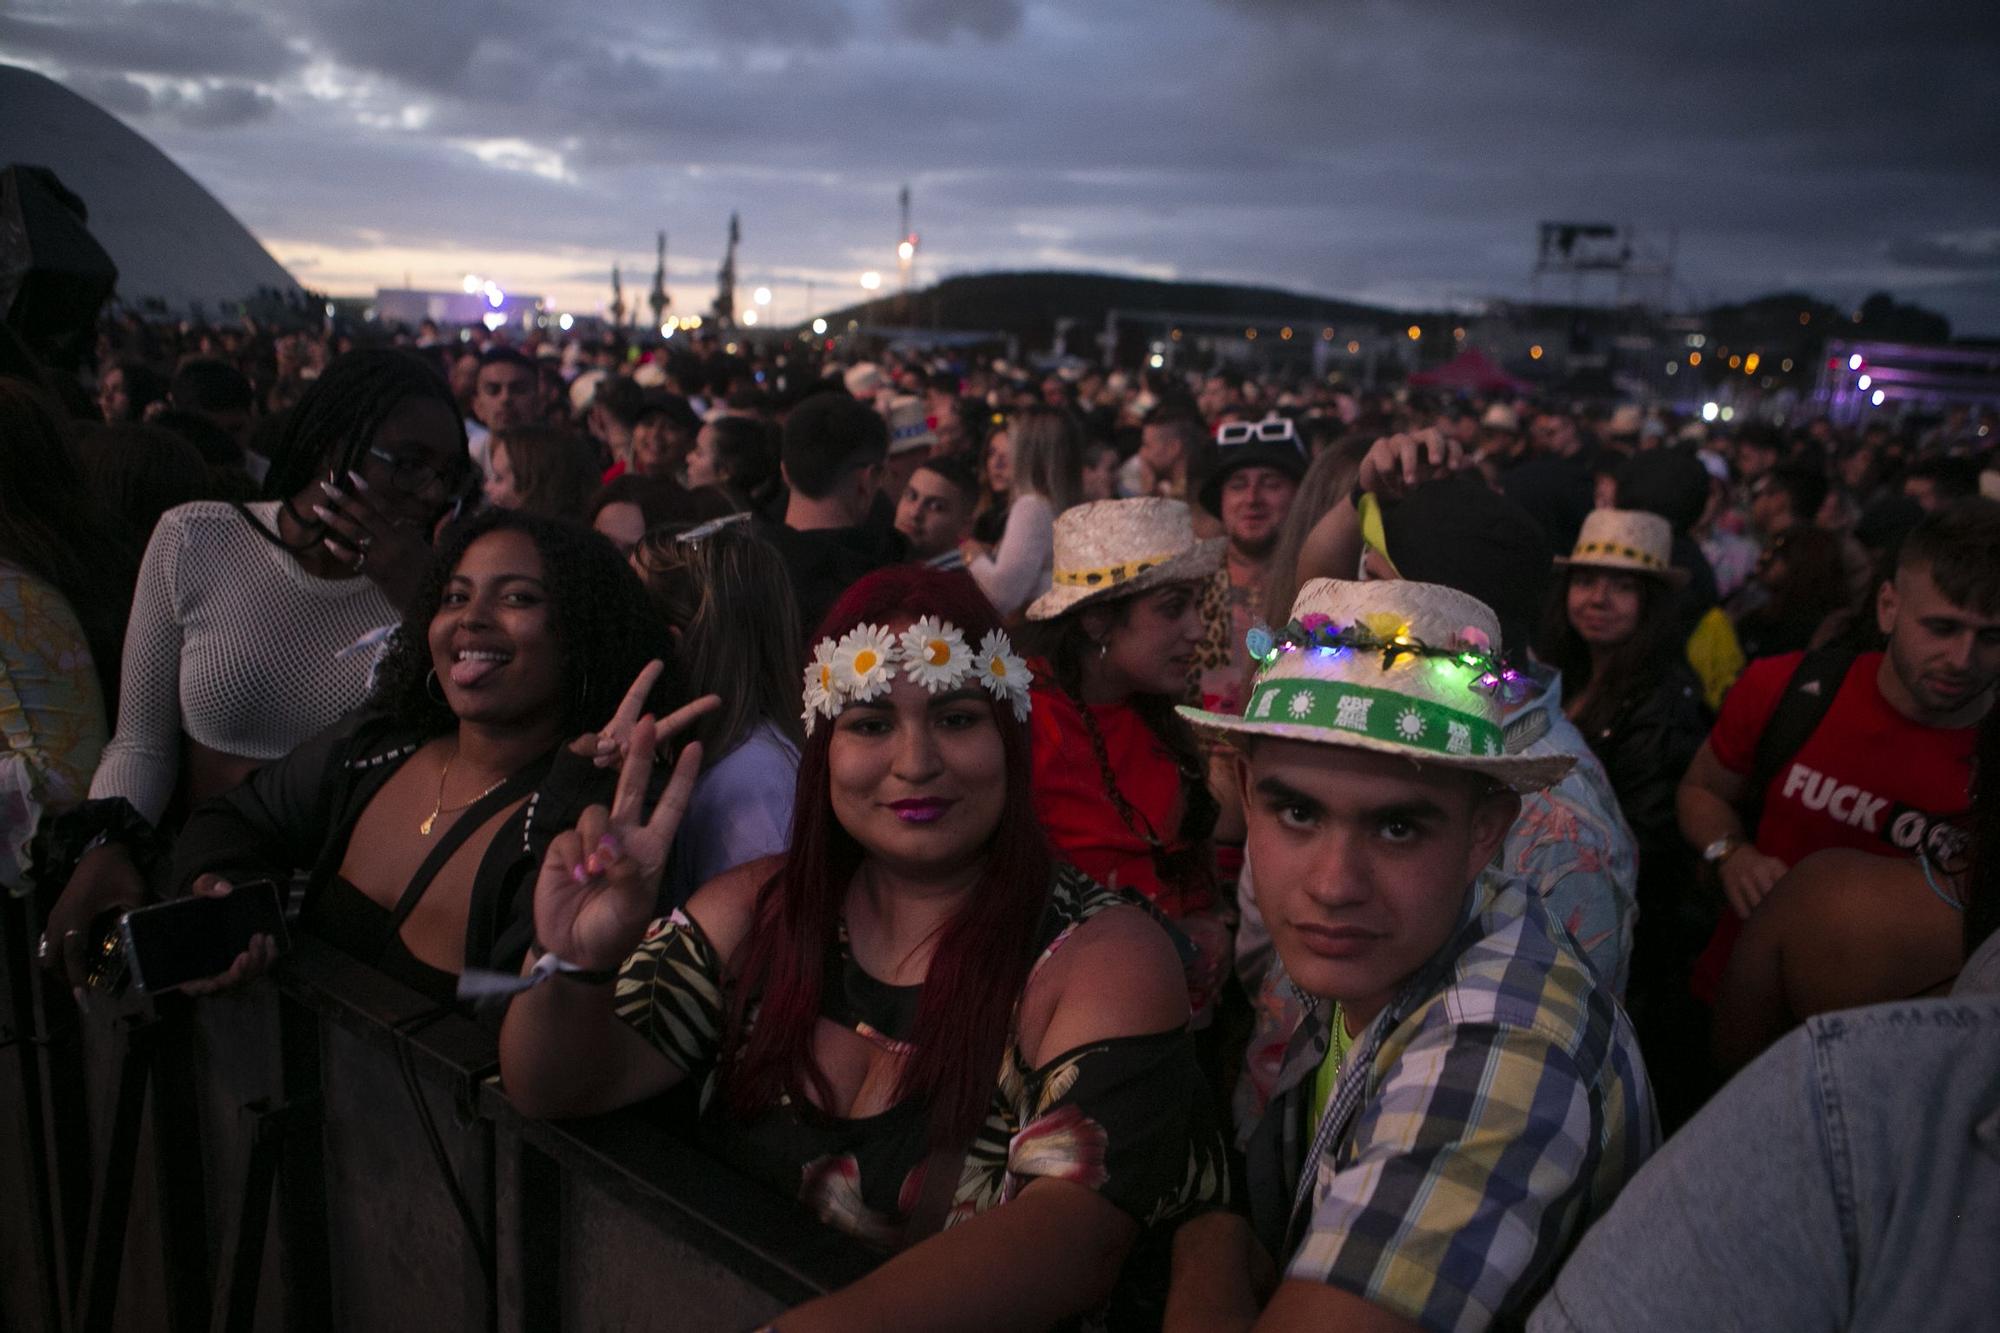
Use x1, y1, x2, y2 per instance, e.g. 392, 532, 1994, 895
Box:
817, 269, 1408, 356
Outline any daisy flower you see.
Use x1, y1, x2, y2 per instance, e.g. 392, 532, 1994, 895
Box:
801, 638, 837, 735
831, 623, 898, 703
897, 617, 972, 692
973, 629, 1032, 720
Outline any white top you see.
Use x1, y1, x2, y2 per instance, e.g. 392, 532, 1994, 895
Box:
89, 501, 399, 823
968, 492, 1055, 618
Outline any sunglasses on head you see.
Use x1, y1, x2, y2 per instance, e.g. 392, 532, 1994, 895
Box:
1214, 418, 1302, 450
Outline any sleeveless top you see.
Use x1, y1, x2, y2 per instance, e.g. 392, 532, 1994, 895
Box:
611, 864, 1228, 1251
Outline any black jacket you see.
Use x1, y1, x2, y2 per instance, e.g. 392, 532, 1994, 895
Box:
1581, 661, 1710, 907
170, 713, 618, 986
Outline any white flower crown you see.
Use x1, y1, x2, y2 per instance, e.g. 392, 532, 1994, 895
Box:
802, 616, 1032, 736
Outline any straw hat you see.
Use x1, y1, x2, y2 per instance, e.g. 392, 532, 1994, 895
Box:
1025, 497, 1223, 620
1178, 579, 1575, 792
1554, 509, 1686, 586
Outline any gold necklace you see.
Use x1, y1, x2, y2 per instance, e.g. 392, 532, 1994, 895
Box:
420, 747, 509, 836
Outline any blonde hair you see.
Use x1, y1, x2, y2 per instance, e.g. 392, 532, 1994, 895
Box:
1005, 404, 1083, 514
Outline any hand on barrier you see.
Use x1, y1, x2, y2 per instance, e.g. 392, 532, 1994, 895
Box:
535, 716, 704, 973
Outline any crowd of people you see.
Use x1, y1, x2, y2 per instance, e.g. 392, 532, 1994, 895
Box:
3, 306, 1998, 1330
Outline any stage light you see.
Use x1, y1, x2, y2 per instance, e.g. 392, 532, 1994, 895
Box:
463, 274, 480, 294
1406, 325, 1421, 340
1701, 402, 1719, 422
1149, 353, 1165, 368
1858, 374, 1872, 390
558, 313, 573, 331
753, 287, 772, 306
742, 309, 758, 325
1530, 345, 1544, 360
860, 271, 882, 291
1848, 353, 1864, 371
1871, 389, 1886, 406
812, 318, 828, 335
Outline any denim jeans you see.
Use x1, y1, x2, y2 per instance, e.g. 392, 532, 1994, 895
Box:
1531, 993, 2000, 1332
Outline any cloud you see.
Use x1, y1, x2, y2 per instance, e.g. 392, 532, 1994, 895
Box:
1884, 230, 2000, 273
46, 68, 278, 128
890, 0, 1024, 43
9, 0, 2000, 332
0, 4, 300, 80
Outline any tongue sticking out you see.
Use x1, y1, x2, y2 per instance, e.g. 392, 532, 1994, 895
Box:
450, 656, 505, 688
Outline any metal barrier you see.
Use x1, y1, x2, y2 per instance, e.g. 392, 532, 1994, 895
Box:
0, 910, 879, 1333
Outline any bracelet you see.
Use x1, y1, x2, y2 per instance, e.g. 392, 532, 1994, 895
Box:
455, 949, 620, 1002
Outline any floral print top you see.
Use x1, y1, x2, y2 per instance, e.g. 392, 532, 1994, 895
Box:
612, 864, 1228, 1252
1, 567, 107, 892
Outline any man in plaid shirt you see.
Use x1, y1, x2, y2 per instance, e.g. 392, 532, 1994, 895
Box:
1171, 577, 1657, 1333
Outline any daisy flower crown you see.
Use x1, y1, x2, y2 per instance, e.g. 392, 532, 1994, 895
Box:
803, 616, 1032, 736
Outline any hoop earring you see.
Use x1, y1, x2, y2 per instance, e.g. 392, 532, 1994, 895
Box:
425, 669, 447, 704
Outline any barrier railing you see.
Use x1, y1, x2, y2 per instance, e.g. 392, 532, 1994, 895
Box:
0, 909, 879, 1333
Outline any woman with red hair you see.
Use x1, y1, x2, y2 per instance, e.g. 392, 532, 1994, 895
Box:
501, 566, 1225, 1327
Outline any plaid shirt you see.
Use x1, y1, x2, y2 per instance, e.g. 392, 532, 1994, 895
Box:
1234, 667, 1639, 1142
1245, 876, 1657, 1333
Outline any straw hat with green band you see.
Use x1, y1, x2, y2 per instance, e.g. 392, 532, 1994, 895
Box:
1177, 578, 1575, 792
1025, 497, 1224, 620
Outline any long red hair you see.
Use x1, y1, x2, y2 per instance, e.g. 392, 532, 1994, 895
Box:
722, 566, 1054, 1147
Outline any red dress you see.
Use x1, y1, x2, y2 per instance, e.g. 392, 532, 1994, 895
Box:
1027, 675, 1214, 918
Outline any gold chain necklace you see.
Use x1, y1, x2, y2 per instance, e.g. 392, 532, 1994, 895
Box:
420, 747, 508, 835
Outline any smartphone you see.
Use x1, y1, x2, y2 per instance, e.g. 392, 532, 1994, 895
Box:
119, 880, 290, 995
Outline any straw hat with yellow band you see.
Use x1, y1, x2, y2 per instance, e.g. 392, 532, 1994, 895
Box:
1025, 497, 1224, 620
1554, 508, 1687, 587
1178, 578, 1575, 793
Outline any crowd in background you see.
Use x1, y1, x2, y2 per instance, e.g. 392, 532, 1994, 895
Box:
3, 305, 1998, 1331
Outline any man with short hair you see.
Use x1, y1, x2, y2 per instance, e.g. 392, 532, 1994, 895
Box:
1237, 442, 1639, 1134
586, 376, 648, 479
1135, 407, 1203, 499
1504, 406, 1602, 551
468, 347, 541, 476
1190, 421, 1305, 718
758, 392, 907, 635
1901, 454, 1980, 511
894, 455, 979, 569
1679, 497, 2000, 997
1168, 579, 1655, 1333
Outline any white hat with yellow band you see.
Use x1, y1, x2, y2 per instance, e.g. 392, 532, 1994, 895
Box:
1024, 497, 1224, 621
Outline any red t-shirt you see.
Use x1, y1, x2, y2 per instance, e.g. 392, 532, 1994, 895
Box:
1028, 677, 1213, 917
1692, 650, 1977, 997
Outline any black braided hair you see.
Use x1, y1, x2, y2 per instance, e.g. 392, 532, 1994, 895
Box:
369, 508, 677, 740
261, 347, 466, 501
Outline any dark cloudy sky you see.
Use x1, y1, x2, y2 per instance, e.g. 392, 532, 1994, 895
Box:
4, 0, 1998, 332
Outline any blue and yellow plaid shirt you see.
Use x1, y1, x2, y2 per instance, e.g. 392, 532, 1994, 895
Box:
1246, 875, 1657, 1333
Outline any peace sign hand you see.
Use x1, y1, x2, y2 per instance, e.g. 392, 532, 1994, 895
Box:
568, 662, 720, 769
534, 716, 705, 972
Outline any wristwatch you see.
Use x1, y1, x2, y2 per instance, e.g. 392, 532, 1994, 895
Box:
1702, 834, 1746, 865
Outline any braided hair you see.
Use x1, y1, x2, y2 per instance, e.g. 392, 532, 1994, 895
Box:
369, 509, 676, 740
261, 348, 465, 501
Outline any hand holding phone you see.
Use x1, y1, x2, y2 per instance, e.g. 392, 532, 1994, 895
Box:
119, 877, 289, 996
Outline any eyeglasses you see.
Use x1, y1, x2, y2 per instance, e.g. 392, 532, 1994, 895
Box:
367, 447, 474, 500
1214, 418, 1303, 451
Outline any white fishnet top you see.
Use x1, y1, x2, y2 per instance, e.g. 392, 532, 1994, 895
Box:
88, 502, 398, 823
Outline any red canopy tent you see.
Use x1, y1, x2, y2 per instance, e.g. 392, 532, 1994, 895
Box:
1407, 348, 1530, 396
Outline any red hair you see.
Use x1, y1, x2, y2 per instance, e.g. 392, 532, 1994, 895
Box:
723, 566, 1054, 1147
